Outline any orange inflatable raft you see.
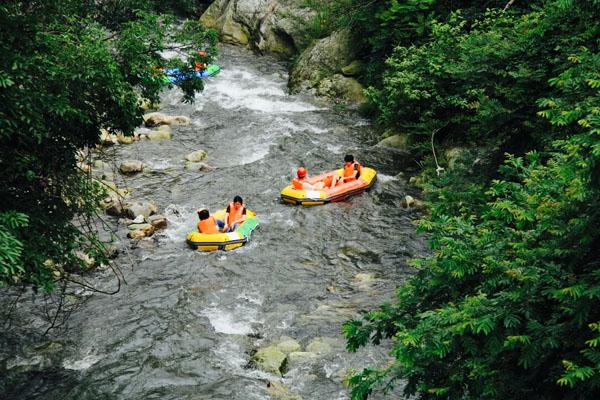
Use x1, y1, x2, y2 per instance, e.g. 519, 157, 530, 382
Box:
280, 167, 377, 205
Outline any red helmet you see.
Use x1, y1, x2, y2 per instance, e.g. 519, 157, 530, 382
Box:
297, 167, 307, 178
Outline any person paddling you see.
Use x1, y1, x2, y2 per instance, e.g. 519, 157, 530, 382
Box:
197, 209, 219, 234
223, 195, 247, 232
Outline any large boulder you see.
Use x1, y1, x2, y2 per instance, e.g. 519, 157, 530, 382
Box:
200, 0, 313, 57
316, 74, 366, 104
289, 28, 356, 91
376, 133, 410, 152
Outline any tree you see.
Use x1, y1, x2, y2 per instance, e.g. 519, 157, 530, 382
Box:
343, 1, 600, 398
0, 0, 217, 292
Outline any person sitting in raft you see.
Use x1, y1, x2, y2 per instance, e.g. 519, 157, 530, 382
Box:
223, 195, 247, 232
197, 208, 220, 234
292, 167, 325, 190
331, 154, 362, 187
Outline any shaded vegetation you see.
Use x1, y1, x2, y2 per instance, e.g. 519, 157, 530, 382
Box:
0, 0, 217, 292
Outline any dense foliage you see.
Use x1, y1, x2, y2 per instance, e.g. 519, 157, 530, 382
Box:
0, 0, 217, 292
340, 0, 600, 399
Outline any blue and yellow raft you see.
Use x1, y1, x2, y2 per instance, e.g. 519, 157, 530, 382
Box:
186, 209, 258, 251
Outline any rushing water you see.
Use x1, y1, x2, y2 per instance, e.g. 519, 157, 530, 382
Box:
0, 45, 426, 399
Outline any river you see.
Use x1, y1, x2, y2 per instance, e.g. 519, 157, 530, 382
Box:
0, 45, 426, 400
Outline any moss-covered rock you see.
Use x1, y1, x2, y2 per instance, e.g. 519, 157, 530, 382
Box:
251, 345, 288, 375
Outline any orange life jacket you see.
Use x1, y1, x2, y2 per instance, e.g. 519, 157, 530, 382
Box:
343, 161, 362, 182
197, 216, 219, 234
227, 202, 245, 226
292, 178, 304, 190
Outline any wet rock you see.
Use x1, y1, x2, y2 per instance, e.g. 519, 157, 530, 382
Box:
316, 74, 366, 104
148, 214, 167, 230
147, 127, 172, 141
376, 133, 410, 151
119, 160, 144, 174
251, 345, 288, 375
290, 28, 356, 92
276, 337, 301, 354
116, 133, 135, 145
143, 112, 190, 127
124, 201, 157, 220
401, 195, 425, 210
266, 381, 303, 400
185, 150, 208, 162
127, 223, 155, 239
306, 337, 343, 355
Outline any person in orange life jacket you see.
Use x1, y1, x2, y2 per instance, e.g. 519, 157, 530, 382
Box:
196, 208, 220, 234
331, 154, 362, 186
223, 195, 247, 232
292, 167, 325, 190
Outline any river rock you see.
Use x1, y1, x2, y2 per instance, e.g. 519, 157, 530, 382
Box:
289, 28, 356, 92
124, 201, 157, 220
185, 161, 215, 172
127, 223, 155, 239
376, 133, 410, 151
185, 150, 208, 162
252, 345, 288, 375
143, 112, 170, 127
266, 381, 303, 400
147, 127, 172, 141
119, 160, 144, 174
401, 195, 425, 210
148, 214, 167, 230
316, 74, 366, 104
276, 337, 301, 354
116, 133, 134, 145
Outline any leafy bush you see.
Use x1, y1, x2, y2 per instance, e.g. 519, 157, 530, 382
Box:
0, 0, 217, 291
344, 1, 600, 399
